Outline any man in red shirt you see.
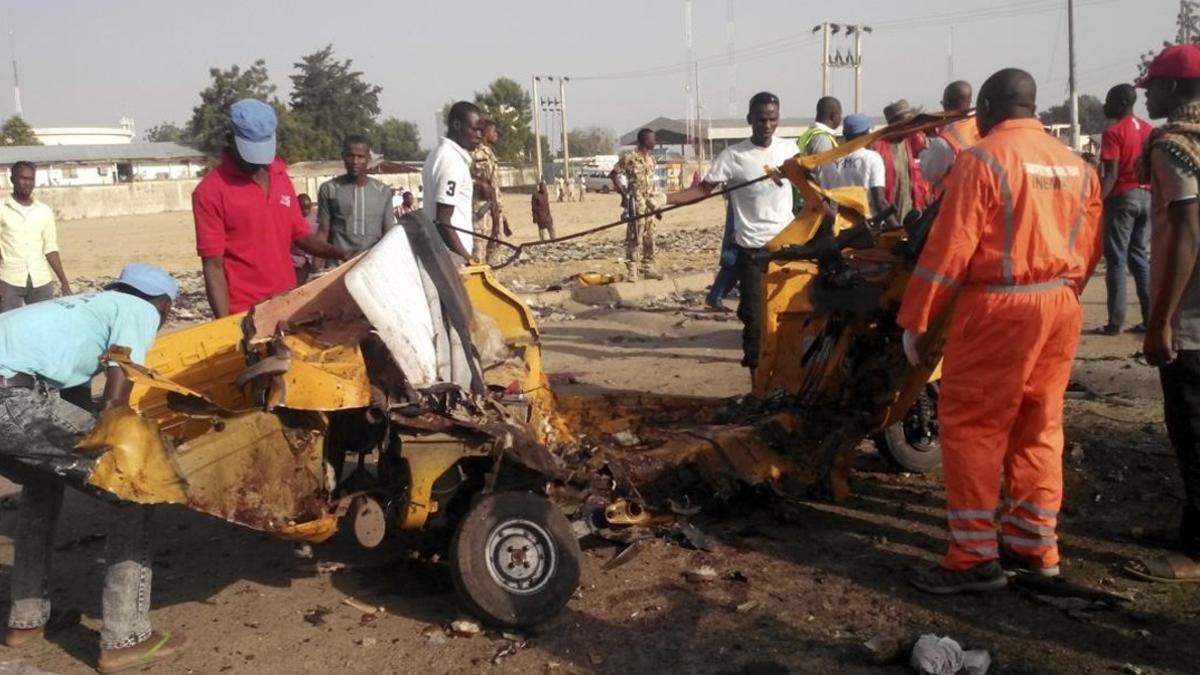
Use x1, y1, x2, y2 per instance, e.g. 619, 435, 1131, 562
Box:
1096, 83, 1154, 335
193, 99, 349, 317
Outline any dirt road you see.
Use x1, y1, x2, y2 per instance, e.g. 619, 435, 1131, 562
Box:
3, 203, 1196, 674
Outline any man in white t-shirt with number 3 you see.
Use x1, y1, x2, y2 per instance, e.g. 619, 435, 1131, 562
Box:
667, 91, 797, 377
423, 101, 484, 263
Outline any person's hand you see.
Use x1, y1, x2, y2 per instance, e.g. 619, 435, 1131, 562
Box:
339, 249, 355, 262
1144, 323, 1177, 367
765, 165, 784, 186
60, 281, 72, 296
902, 329, 922, 366
655, 210, 664, 221
502, 217, 513, 237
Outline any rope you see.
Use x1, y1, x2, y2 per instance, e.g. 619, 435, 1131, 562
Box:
446, 173, 776, 269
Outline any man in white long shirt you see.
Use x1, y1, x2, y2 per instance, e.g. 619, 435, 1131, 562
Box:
667, 92, 797, 376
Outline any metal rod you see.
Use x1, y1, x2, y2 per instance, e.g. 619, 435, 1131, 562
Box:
559, 77, 570, 184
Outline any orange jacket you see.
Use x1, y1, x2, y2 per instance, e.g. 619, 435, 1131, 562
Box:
941, 117, 982, 157
898, 118, 1103, 334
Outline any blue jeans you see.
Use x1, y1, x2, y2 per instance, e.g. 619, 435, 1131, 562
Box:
1102, 188, 1151, 329
706, 201, 739, 306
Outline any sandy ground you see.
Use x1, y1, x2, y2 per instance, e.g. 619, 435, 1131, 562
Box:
2, 204, 1195, 674
54, 194, 726, 283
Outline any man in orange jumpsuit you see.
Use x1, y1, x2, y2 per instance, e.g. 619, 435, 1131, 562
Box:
920, 80, 981, 193
898, 68, 1103, 594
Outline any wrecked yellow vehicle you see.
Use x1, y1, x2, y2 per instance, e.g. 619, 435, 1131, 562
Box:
16, 114, 958, 629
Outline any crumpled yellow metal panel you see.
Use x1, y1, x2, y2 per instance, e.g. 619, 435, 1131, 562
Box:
270, 334, 372, 411
82, 406, 187, 504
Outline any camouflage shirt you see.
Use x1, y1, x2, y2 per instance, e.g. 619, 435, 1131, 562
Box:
614, 150, 658, 198
471, 145, 500, 206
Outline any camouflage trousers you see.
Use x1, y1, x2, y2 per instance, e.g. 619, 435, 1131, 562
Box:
0, 388, 153, 650
472, 201, 502, 266
624, 195, 659, 270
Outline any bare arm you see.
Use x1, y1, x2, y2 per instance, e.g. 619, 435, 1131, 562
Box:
45, 251, 71, 295
201, 255, 230, 319
1099, 159, 1119, 201
667, 181, 719, 206
101, 365, 132, 409
294, 235, 351, 261
1145, 199, 1200, 366
436, 203, 473, 259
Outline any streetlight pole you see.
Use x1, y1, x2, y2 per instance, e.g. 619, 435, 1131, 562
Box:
559, 77, 570, 184
1068, 0, 1081, 150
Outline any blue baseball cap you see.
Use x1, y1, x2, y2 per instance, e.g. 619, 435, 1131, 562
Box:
230, 98, 277, 165
843, 113, 872, 136
106, 263, 179, 301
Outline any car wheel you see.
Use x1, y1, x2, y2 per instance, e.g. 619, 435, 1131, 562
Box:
876, 383, 941, 473
450, 491, 581, 628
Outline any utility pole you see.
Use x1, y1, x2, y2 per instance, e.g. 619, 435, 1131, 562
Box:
531, 76, 542, 182
559, 77, 570, 184
726, 0, 736, 116
683, 0, 695, 163
1068, 0, 1081, 150
853, 29, 863, 113
821, 23, 832, 97
947, 27, 955, 83
9, 32, 20, 117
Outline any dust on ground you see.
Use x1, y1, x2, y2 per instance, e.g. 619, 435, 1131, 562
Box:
6, 202, 1196, 675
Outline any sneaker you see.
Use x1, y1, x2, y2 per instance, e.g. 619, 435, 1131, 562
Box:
999, 548, 1060, 577
910, 561, 1008, 595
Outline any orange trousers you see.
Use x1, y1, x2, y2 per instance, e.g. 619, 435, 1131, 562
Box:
937, 284, 1081, 571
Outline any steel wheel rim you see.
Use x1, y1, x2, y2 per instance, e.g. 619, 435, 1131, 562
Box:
484, 518, 557, 595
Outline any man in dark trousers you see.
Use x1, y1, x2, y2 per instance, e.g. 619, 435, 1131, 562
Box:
1095, 83, 1154, 335
1132, 44, 1200, 583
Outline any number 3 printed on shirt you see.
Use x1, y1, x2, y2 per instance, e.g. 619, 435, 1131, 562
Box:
446, 181, 456, 197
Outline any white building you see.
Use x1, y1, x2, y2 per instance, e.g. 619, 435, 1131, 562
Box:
0, 142, 207, 187
33, 117, 137, 145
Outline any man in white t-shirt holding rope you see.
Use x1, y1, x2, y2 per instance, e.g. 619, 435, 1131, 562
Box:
667, 91, 797, 376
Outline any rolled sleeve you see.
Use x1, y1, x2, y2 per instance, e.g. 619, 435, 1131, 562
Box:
41, 210, 59, 255
435, 159, 463, 206
192, 186, 226, 258
107, 309, 160, 367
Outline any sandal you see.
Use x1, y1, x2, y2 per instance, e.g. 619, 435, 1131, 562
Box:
1123, 554, 1200, 583
3, 608, 82, 649
96, 630, 187, 674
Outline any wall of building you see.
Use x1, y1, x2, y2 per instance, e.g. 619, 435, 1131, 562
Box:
1, 160, 209, 188
34, 166, 542, 221
33, 127, 136, 145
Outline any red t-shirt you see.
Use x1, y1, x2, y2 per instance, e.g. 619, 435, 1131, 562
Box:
193, 153, 311, 313
1100, 114, 1152, 198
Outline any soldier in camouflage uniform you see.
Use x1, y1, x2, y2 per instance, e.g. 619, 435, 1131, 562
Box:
609, 128, 663, 281
470, 120, 510, 265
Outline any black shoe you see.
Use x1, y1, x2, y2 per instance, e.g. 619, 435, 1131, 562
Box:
910, 561, 1008, 595
1127, 323, 1147, 334
1091, 325, 1121, 336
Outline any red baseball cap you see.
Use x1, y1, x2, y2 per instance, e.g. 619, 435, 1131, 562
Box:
1136, 43, 1200, 88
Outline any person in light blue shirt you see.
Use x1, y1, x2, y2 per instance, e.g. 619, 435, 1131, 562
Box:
0, 263, 189, 673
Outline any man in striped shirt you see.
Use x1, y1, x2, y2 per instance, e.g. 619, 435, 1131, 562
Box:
317, 134, 397, 255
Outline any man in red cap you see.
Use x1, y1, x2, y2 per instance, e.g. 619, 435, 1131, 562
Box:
1128, 43, 1200, 583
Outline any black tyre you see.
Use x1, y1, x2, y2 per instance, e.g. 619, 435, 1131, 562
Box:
877, 384, 942, 473
449, 491, 581, 628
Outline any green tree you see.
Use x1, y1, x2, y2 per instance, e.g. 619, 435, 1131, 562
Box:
186, 60, 276, 155
276, 105, 327, 162
474, 78, 535, 163
375, 117, 423, 160
566, 127, 617, 157
144, 122, 184, 143
0, 116, 41, 146
1139, 1, 1200, 76
1038, 94, 1108, 135
289, 45, 381, 159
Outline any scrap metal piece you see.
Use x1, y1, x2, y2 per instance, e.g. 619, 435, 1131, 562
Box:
603, 499, 674, 526
349, 495, 387, 548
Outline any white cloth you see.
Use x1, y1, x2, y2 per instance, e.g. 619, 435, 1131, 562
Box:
918, 137, 957, 185
422, 137, 474, 253
0, 198, 58, 287
819, 147, 886, 194
703, 137, 798, 249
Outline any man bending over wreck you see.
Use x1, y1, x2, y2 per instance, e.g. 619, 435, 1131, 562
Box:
0, 263, 185, 672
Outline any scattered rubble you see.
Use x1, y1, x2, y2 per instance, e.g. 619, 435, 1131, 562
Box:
77, 271, 210, 326
909, 634, 990, 675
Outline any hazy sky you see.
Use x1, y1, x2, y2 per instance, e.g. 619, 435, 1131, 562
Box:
5, 0, 1173, 147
